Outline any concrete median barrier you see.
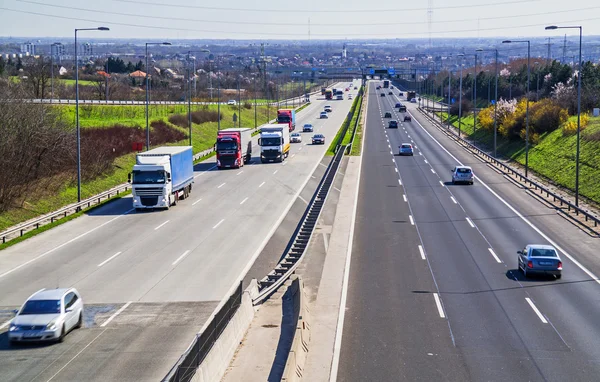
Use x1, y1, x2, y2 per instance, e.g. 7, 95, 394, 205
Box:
281, 276, 311, 382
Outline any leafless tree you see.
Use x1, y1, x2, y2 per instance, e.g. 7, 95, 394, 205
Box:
23, 56, 51, 99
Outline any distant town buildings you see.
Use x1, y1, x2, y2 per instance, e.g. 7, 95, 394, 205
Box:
20, 42, 35, 56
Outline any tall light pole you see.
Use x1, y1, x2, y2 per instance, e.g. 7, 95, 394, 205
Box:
457, 53, 465, 137
50, 42, 60, 104
447, 71, 451, 129
145, 42, 171, 151
186, 49, 209, 146
477, 48, 499, 157
75, 27, 109, 204
473, 53, 478, 134
534, 62, 540, 101
503, 40, 530, 177
546, 25, 583, 206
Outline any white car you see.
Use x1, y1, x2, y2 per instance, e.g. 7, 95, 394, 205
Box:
451, 166, 474, 185
320, 112, 329, 119
227, 100, 237, 105
8, 288, 84, 344
290, 132, 302, 143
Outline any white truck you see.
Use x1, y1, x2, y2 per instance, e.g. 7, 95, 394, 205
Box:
129, 146, 194, 210
258, 124, 290, 163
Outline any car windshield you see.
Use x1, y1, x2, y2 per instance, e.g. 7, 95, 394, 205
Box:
402, 145, 411, 148
132, 170, 166, 184
20, 300, 61, 315
261, 137, 281, 146
292, 133, 300, 137
530, 248, 558, 257
217, 141, 238, 151
278, 116, 291, 123
304, 125, 312, 128
457, 168, 472, 174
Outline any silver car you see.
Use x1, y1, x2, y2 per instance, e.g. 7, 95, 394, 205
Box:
518, 244, 562, 279
451, 166, 474, 185
290, 132, 302, 143
8, 288, 84, 343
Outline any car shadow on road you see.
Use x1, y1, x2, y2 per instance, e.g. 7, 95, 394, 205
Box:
0, 332, 55, 351
506, 269, 560, 283
193, 162, 217, 172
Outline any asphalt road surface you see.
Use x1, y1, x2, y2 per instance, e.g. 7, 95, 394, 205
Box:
0, 81, 358, 382
336, 81, 600, 382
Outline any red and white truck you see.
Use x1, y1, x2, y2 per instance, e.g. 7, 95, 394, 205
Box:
216, 128, 253, 169
277, 109, 296, 132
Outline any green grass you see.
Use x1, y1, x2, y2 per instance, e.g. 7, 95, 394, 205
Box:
326, 90, 363, 155
61, 79, 96, 86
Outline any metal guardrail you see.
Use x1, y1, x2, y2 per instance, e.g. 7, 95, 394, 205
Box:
162, 282, 243, 382
253, 144, 346, 304
417, 107, 600, 229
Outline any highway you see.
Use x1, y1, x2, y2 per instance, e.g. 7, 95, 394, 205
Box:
0, 81, 358, 382
336, 81, 600, 381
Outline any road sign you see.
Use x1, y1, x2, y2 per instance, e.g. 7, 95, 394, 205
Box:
451, 98, 456, 104
369, 68, 375, 75
388, 68, 396, 75
491, 100, 496, 105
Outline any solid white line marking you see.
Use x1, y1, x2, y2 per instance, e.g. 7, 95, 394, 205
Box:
418, 245, 426, 260
433, 293, 446, 318
259, 181, 266, 188
409, 215, 415, 225
172, 250, 191, 266
394, 167, 398, 173
466, 217, 475, 228
45, 328, 108, 381
236, 171, 243, 176
0, 209, 134, 280
403, 194, 407, 202
526, 298, 548, 323
192, 198, 202, 206
488, 248, 502, 263
97, 252, 122, 267
451, 196, 457, 204
154, 220, 170, 230
217, 182, 226, 188
398, 179, 402, 186
100, 301, 132, 327
411, 112, 600, 286
431, 168, 436, 174
273, 170, 278, 175
240, 197, 249, 205
213, 219, 225, 229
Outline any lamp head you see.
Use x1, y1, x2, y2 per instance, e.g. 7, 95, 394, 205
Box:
98, 27, 110, 31
162, 42, 171, 45
502, 40, 511, 44
545, 26, 558, 30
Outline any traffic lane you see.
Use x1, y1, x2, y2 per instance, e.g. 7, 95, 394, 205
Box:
0, 301, 218, 382
0, 90, 354, 305
404, 104, 600, 376
383, 95, 580, 380
338, 82, 470, 382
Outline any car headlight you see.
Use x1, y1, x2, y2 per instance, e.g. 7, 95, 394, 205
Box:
46, 319, 57, 331
9, 324, 18, 332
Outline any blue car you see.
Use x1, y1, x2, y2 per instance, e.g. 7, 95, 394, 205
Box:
399, 143, 414, 156
303, 124, 314, 132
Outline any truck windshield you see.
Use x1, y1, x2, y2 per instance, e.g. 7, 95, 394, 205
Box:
278, 116, 291, 123
132, 170, 166, 184
217, 141, 238, 151
261, 137, 282, 146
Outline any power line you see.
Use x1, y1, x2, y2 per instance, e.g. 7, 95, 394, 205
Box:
3, 6, 600, 37
110, 0, 542, 13
17, 0, 598, 27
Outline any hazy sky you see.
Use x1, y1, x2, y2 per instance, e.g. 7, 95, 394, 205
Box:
1, 0, 599, 40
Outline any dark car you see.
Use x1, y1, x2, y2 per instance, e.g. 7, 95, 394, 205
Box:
399, 92, 404, 96
384, 112, 392, 118
380, 93, 386, 97
312, 134, 326, 145
404, 115, 412, 122
395, 103, 402, 108
388, 91, 393, 95
388, 120, 398, 128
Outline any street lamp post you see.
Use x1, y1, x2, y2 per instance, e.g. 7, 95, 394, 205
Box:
145, 42, 171, 151
473, 53, 478, 134
186, 50, 209, 146
535, 62, 540, 101
75, 27, 109, 204
457, 53, 465, 137
477, 48, 499, 157
503, 40, 531, 177
546, 25, 583, 206
50, 42, 60, 104
447, 72, 451, 129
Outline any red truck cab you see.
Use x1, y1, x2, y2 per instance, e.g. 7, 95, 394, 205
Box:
216, 128, 252, 169
277, 109, 296, 132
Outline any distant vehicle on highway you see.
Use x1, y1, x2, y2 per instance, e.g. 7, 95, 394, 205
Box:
404, 115, 412, 122
354, 86, 358, 90
8, 288, 83, 344
398, 143, 414, 156
388, 120, 398, 128
259, 124, 290, 163
303, 123, 314, 132
290, 132, 302, 143
324, 105, 333, 112
451, 165, 474, 185
395, 103, 402, 108
410, 98, 417, 103
320, 111, 329, 119
399, 92, 404, 96
390, 85, 394, 89
376, 85, 381, 90
380, 93, 386, 97
227, 100, 237, 105
129, 146, 194, 210
388, 91, 393, 95
216, 128, 252, 169
312, 134, 326, 145
384, 112, 392, 118
518, 244, 562, 279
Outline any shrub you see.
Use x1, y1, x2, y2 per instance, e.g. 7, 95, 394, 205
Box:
168, 113, 188, 128
243, 102, 252, 110
562, 120, 577, 136
449, 99, 472, 117
529, 98, 568, 135
191, 109, 220, 124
